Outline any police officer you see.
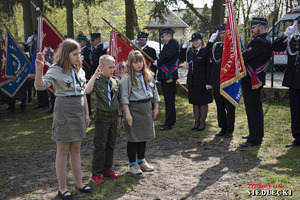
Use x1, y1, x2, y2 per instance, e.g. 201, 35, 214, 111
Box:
272, 19, 300, 147
77, 35, 92, 115
137, 32, 158, 77
240, 17, 272, 147
154, 28, 179, 131
90, 33, 106, 76
208, 24, 236, 138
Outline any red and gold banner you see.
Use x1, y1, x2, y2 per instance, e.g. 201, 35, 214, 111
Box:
220, 0, 246, 107
109, 31, 150, 79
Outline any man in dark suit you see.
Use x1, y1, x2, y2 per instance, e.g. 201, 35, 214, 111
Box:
154, 28, 179, 131
90, 33, 106, 76
272, 19, 300, 147
208, 24, 236, 138
77, 35, 92, 115
240, 18, 272, 147
137, 32, 158, 77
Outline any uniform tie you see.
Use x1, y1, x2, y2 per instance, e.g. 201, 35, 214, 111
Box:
71, 68, 77, 96
107, 82, 114, 107
139, 75, 148, 97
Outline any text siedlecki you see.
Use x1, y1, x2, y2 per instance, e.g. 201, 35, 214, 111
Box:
247, 189, 292, 196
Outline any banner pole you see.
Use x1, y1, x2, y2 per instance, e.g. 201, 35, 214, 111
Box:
102, 17, 189, 93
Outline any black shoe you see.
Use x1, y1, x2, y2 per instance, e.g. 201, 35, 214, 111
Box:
197, 124, 206, 131
58, 191, 74, 200
159, 123, 165, 127
242, 135, 249, 139
78, 185, 93, 193
239, 142, 258, 147
285, 141, 300, 148
215, 130, 226, 136
160, 125, 172, 131
46, 109, 53, 114
224, 132, 233, 138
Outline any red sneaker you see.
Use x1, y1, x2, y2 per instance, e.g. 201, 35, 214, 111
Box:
102, 171, 120, 179
91, 175, 104, 183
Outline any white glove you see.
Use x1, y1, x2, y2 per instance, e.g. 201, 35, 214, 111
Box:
209, 30, 219, 42
103, 41, 109, 49
284, 21, 298, 37
206, 85, 212, 90
153, 60, 158, 66
182, 41, 190, 49
25, 35, 34, 44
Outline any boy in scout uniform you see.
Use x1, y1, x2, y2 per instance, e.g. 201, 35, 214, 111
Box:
85, 55, 122, 183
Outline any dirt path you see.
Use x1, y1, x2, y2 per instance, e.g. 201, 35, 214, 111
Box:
0, 132, 259, 200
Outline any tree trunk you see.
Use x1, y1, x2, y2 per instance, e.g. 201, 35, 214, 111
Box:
125, 0, 135, 39
210, 0, 225, 28
66, 0, 74, 38
21, 0, 33, 41
30, 0, 43, 32
84, 4, 92, 34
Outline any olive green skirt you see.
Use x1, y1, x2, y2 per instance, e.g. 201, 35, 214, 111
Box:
123, 101, 155, 142
52, 96, 86, 142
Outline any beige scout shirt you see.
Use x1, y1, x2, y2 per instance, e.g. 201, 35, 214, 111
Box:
34, 64, 86, 96
120, 71, 160, 104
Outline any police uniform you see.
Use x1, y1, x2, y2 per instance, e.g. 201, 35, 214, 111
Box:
208, 24, 236, 136
89, 33, 106, 76
92, 74, 120, 176
137, 32, 158, 77
272, 29, 300, 146
241, 18, 272, 146
156, 28, 179, 130
179, 32, 212, 105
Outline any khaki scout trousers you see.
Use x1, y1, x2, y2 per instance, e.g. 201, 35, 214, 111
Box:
92, 114, 118, 176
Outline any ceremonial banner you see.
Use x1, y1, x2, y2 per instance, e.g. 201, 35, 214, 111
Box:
37, 15, 64, 75
0, 31, 31, 97
0, 32, 10, 86
36, 15, 64, 92
220, 0, 246, 107
109, 31, 150, 79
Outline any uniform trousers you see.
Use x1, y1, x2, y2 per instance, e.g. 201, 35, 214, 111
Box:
161, 80, 176, 127
92, 113, 118, 176
242, 86, 264, 145
213, 87, 235, 133
289, 88, 300, 143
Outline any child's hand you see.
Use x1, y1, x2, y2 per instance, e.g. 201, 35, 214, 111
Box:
35, 52, 44, 72
152, 107, 158, 120
117, 117, 122, 129
94, 64, 102, 77
125, 113, 133, 126
85, 114, 90, 128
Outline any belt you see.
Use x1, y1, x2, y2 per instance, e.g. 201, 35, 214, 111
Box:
65, 95, 83, 97
96, 110, 118, 117
130, 99, 151, 103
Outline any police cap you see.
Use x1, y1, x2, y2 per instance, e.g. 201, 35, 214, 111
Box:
160, 28, 174, 36
137, 32, 149, 39
90, 33, 101, 40
251, 17, 268, 27
218, 24, 226, 33
190, 32, 203, 42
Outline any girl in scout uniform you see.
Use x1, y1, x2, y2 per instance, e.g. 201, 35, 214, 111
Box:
35, 39, 92, 200
120, 50, 160, 175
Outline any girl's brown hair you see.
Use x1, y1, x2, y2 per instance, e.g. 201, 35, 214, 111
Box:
124, 50, 152, 86
54, 39, 81, 73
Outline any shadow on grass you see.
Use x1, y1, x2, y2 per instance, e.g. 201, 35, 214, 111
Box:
180, 136, 262, 199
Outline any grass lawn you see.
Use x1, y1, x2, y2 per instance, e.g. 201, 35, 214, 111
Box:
0, 86, 299, 199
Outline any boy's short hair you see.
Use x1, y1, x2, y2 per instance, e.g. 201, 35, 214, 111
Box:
99, 54, 115, 65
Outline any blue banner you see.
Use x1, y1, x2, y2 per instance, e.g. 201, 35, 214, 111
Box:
222, 79, 242, 105
1, 31, 31, 97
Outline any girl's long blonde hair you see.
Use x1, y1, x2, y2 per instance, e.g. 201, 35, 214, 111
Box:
54, 39, 82, 73
192, 38, 206, 52
124, 50, 152, 87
